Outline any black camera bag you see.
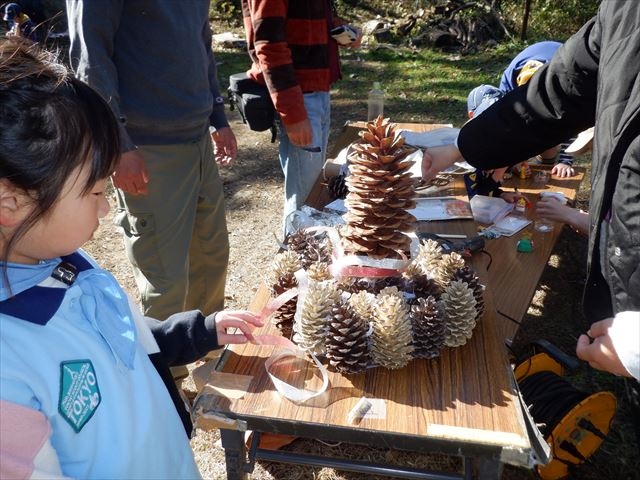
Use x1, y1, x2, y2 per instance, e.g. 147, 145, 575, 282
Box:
228, 72, 276, 139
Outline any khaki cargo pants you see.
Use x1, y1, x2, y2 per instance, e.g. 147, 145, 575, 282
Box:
114, 134, 229, 377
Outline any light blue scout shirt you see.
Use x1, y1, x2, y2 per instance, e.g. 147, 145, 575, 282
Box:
0, 251, 201, 479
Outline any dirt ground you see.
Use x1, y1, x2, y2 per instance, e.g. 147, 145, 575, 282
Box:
84, 103, 639, 479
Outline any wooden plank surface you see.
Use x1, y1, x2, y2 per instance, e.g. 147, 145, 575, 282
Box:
205, 286, 529, 455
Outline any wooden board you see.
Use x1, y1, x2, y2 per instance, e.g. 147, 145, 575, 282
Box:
201, 285, 530, 459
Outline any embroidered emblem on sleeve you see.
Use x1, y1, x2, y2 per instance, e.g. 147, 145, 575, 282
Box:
58, 360, 101, 432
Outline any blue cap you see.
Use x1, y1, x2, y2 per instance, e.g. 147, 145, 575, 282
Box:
3, 3, 21, 22
467, 84, 504, 118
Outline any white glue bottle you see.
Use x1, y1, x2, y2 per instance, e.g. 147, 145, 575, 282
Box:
367, 82, 384, 121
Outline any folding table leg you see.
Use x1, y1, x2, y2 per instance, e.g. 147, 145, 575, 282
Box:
475, 455, 504, 480
220, 429, 249, 480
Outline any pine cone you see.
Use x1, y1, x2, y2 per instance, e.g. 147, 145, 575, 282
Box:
270, 250, 302, 339
442, 280, 477, 347
348, 290, 376, 322
337, 276, 405, 294
327, 174, 348, 199
325, 300, 370, 374
293, 280, 338, 355
338, 276, 373, 294
404, 274, 442, 303
340, 117, 417, 260
402, 260, 423, 280
271, 250, 301, 283
413, 238, 444, 274
410, 296, 445, 359
432, 252, 466, 290
306, 261, 332, 282
285, 229, 332, 269
370, 287, 414, 369
453, 266, 485, 320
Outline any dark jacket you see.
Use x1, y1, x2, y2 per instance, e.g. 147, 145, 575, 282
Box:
457, 0, 640, 323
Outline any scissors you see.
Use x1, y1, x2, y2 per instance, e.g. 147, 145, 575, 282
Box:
416, 174, 452, 191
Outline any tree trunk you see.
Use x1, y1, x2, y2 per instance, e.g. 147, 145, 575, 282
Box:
521, 0, 532, 40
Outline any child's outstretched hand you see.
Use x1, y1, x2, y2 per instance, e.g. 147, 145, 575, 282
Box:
215, 310, 263, 345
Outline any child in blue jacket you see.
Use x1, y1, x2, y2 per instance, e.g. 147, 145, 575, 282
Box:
0, 39, 262, 479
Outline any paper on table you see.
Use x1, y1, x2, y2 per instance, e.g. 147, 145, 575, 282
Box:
491, 215, 532, 236
470, 195, 514, 224
398, 127, 457, 148
325, 197, 472, 222
411, 197, 473, 221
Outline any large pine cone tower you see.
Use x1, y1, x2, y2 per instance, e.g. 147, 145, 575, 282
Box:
340, 116, 417, 259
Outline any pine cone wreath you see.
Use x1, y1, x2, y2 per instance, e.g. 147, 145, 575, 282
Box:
270, 250, 302, 339
441, 280, 477, 347
293, 280, 338, 355
325, 299, 370, 374
370, 287, 414, 369
410, 296, 446, 359
327, 173, 348, 199
340, 117, 417, 260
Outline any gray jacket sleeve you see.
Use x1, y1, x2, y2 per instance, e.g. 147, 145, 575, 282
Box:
66, 0, 136, 151
203, 15, 229, 130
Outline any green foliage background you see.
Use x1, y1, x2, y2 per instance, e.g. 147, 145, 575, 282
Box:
212, 0, 602, 42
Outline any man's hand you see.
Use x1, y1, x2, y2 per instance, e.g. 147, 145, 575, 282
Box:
111, 149, 149, 195
421, 145, 463, 182
343, 26, 363, 49
500, 191, 526, 204
536, 197, 573, 223
285, 118, 313, 147
576, 318, 631, 377
211, 126, 238, 167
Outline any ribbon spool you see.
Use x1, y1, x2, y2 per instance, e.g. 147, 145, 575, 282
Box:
515, 353, 617, 480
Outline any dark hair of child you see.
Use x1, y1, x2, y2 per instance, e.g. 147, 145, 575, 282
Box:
0, 38, 120, 271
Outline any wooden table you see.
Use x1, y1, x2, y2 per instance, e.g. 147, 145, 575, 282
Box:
196, 122, 584, 479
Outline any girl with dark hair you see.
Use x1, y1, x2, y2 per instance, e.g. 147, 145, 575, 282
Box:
0, 39, 262, 479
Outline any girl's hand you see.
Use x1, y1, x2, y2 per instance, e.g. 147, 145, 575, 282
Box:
214, 310, 264, 345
